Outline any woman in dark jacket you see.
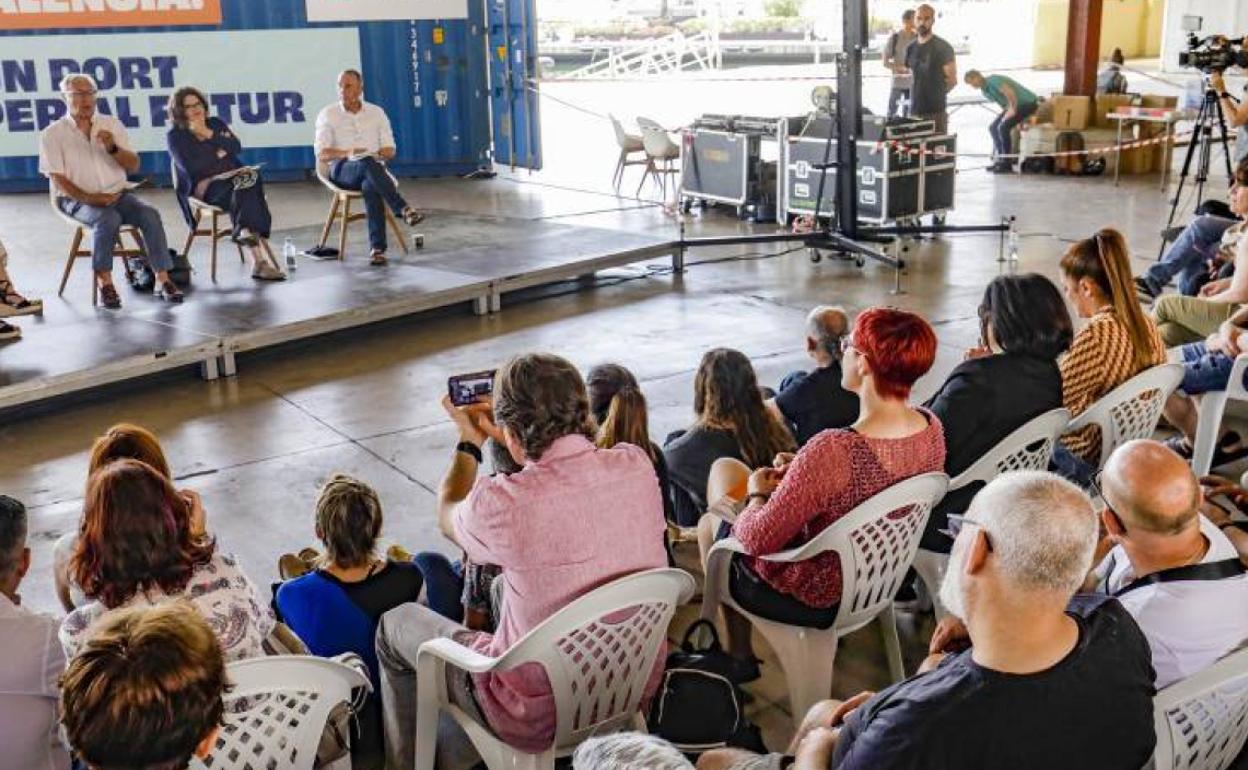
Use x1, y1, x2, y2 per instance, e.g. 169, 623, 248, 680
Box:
922, 273, 1073, 552
165, 86, 284, 281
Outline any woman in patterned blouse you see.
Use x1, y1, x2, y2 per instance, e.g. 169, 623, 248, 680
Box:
1053, 229, 1166, 485
60, 458, 274, 662
697, 308, 946, 673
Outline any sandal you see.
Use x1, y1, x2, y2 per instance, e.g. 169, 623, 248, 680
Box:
155, 281, 184, 303
401, 207, 425, 227
98, 283, 122, 310
0, 279, 41, 317
0, 319, 19, 341
1163, 435, 1193, 459
369, 249, 388, 267
1212, 431, 1248, 469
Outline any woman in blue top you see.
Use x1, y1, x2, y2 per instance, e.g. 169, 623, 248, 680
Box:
165, 86, 284, 281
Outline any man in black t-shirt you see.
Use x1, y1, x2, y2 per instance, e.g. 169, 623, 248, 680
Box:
904, 4, 957, 134
698, 471, 1157, 770
766, 306, 859, 446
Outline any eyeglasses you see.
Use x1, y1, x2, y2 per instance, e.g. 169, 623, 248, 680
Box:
940, 513, 993, 551
839, 334, 857, 355
183, 101, 206, 111
1088, 470, 1129, 535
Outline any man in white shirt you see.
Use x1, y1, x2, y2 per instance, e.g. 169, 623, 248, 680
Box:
314, 69, 424, 266
0, 495, 70, 770
0, 238, 43, 342
39, 74, 180, 309
1090, 439, 1248, 688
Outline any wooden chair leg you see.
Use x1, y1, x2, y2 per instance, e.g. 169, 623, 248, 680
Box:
209, 211, 220, 282
386, 209, 410, 255
338, 195, 351, 261
60, 229, 83, 297
318, 196, 340, 249
182, 209, 200, 261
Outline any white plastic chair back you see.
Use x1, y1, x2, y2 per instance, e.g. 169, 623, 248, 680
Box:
640, 125, 678, 159
190, 655, 369, 770
1066, 363, 1184, 469
491, 568, 695, 751
610, 114, 638, 148
1192, 354, 1248, 477
636, 116, 663, 133
948, 408, 1071, 491
1153, 646, 1248, 770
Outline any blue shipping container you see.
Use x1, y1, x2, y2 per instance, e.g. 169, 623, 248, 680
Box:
0, 0, 540, 192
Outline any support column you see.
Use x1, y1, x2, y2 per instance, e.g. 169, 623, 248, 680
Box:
1064, 0, 1104, 96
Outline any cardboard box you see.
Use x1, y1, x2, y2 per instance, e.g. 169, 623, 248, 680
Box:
1120, 146, 1154, 175
1094, 94, 1134, 128
1141, 94, 1179, 109
1051, 95, 1091, 130
1033, 99, 1055, 125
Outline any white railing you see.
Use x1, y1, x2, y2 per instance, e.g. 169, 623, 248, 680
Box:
567, 31, 722, 79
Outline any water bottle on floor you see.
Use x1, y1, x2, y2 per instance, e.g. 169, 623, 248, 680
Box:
283, 237, 298, 271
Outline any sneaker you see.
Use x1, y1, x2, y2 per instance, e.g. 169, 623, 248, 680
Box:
1134, 275, 1160, 302
251, 261, 286, 282
99, 283, 122, 310
0, 319, 19, 341
402, 207, 425, 227
155, 281, 184, 303
369, 249, 388, 267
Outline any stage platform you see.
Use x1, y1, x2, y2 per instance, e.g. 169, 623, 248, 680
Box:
0, 210, 680, 411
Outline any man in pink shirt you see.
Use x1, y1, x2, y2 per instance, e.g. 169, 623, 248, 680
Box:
376, 353, 668, 770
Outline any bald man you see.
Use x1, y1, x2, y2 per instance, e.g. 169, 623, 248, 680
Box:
766, 306, 860, 445
1090, 439, 1248, 688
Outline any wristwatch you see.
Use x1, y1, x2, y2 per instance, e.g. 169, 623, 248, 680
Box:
456, 441, 483, 463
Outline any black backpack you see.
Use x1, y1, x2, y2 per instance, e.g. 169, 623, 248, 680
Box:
648, 621, 766, 754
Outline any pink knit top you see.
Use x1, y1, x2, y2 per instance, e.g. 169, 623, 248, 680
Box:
733, 409, 946, 608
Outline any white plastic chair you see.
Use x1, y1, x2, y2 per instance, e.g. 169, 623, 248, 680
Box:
700, 473, 949, 727
1152, 646, 1248, 770
170, 162, 249, 282
610, 114, 646, 191
913, 408, 1071, 620
315, 166, 416, 260
635, 117, 681, 200
50, 186, 143, 306
414, 568, 696, 770
190, 655, 371, 770
1065, 363, 1185, 470
1192, 354, 1248, 478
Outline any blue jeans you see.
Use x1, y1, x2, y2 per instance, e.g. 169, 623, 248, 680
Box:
412, 552, 464, 623
59, 192, 172, 274
1180, 342, 1241, 395
201, 178, 272, 240
328, 157, 408, 252
1142, 215, 1236, 296
989, 101, 1038, 161
1051, 443, 1096, 489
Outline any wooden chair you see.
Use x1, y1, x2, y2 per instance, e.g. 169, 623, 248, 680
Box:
172, 163, 244, 282
315, 167, 422, 260
51, 190, 140, 307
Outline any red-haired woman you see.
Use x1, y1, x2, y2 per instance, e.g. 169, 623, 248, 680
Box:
59, 458, 273, 662
697, 307, 946, 674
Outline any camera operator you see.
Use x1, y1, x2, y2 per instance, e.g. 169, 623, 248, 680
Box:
1210, 54, 1248, 166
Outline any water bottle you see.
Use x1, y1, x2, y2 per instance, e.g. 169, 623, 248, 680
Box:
283, 237, 297, 271
1007, 228, 1020, 263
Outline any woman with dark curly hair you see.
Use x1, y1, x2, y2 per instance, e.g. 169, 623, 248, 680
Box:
376, 353, 668, 769
663, 348, 796, 525
165, 85, 284, 281
60, 458, 273, 662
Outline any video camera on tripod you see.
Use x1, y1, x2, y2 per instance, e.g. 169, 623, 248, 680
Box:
1179, 34, 1248, 73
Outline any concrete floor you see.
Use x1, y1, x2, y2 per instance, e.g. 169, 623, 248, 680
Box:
0, 100, 1205, 749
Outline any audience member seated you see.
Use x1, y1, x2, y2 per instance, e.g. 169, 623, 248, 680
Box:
764, 306, 859, 447
1161, 304, 1248, 462
60, 602, 227, 770
1134, 163, 1247, 301
0, 238, 41, 342
61, 458, 274, 661
573, 733, 694, 769
698, 471, 1157, 770
314, 69, 423, 266
376, 353, 668, 770
1152, 169, 1248, 346
166, 86, 285, 281
1096, 47, 1129, 94
922, 274, 1071, 552
275, 473, 421, 766
588, 362, 677, 523
1054, 229, 1166, 486
0, 495, 70, 770
52, 422, 182, 612
39, 73, 182, 308
1198, 475, 1248, 566
1088, 440, 1248, 687
696, 308, 945, 675
665, 348, 795, 526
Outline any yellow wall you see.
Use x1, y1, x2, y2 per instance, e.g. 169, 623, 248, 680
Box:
1031, 0, 1164, 68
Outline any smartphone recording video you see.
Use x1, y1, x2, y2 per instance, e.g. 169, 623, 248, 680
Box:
448, 369, 497, 407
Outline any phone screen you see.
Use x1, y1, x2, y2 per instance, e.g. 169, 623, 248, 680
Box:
448, 370, 496, 407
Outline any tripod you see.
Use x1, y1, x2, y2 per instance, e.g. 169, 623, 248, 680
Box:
1157, 81, 1234, 260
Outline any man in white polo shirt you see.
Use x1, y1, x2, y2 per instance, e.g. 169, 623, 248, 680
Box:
315, 69, 424, 267
1090, 439, 1248, 688
39, 74, 180, 309
0, 495, 70, 770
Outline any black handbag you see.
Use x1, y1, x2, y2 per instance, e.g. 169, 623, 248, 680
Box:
648, 620, 765, 753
